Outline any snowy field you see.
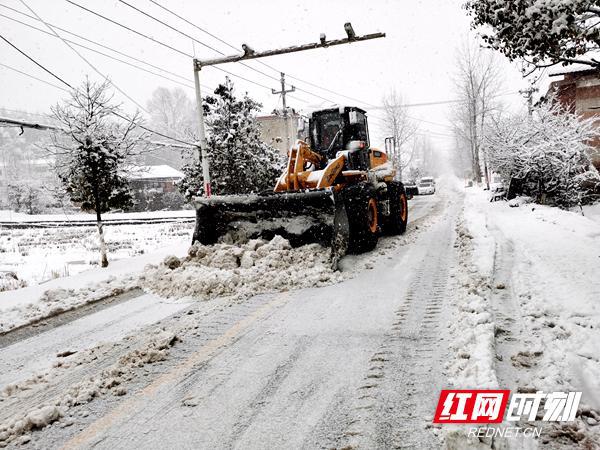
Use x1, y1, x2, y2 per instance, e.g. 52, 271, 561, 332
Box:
0, 209, 195, 223
0, 211, 194, 291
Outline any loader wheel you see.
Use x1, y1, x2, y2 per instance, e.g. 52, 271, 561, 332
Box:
345, 185, 379, 254
385, 182, 408, 235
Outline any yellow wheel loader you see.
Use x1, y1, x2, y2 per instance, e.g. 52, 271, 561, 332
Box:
192, 106, 408, 268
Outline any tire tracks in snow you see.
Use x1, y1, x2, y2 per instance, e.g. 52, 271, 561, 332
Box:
487, 223, 600, 449
338, 201, 458, 450
0, 288, 143, 349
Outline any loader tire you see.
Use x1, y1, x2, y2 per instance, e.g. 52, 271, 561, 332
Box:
344, 184, 379, 254
385, 181, 408, 235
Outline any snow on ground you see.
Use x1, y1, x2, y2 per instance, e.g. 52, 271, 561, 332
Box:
0, 241, 189, 333
0, 193, 441, 336
141, 236, 345, 302
0, 194, 445, 448
0, 220, 193, 290
0, 327, 182, 445
473, 193, 600, 398
0, 209, 195, 223
448, 188, 600, 448
580, 202, 600, 225
446, 214, 498, 390
0, 293, 193, 388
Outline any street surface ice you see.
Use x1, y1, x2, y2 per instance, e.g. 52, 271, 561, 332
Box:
0, 179, 599, 449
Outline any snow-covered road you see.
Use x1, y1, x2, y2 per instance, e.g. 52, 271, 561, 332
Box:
4, 187, 597, 449
0, 191, 459, 449
0, 292, 194, 388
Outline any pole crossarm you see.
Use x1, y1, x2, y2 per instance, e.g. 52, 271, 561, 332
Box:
193, 31, 385, 69
0, 116, 63, 131
191, 23, 385, 197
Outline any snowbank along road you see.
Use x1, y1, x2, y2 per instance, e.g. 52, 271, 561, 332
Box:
2, 183, 596, 449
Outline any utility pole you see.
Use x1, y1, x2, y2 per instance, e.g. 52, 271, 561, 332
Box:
519, 86, 539, 116
192, 23, 385, 197
272, 72, 295, 152
193, 66, 211, 196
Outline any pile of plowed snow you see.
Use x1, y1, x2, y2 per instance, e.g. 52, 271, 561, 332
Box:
140, 235, 345, 301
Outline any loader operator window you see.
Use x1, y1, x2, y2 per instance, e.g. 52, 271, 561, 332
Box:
312, 111, 344, 158
321, 120, 341, 149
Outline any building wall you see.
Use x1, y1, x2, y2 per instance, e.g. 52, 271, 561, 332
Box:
257, 114, 300, 155
130, 178, 179, 193
549, 71, 600, 169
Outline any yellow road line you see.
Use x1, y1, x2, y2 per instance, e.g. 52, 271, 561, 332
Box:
62, 293, 289, 450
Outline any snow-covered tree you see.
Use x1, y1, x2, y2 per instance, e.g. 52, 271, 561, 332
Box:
50, 79, 143, 267
465, 0, 600, 73
180, 78, 283, 198
7, 183, 47, 214
485, 99, 600, 206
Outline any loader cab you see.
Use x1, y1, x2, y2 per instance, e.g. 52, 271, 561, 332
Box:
309, 106, 370, 161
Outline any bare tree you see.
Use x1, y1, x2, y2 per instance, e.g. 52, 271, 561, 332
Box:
146, 87, 196, 169
451, 41, 504, 188
147, 87, 195, 139
381, 89, 418, 178
50, 78, 143, 267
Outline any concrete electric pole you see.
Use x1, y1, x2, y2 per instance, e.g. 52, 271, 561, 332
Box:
192, 23, 385, 197
271, 72, 295, 152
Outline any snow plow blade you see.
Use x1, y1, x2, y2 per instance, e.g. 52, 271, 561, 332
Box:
192, 189, 349, 269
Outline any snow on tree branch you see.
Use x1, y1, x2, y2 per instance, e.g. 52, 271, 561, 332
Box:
465, 0, 600, 71
49, 78, 145, 267
180, 78, 284, 198
484, 98, 600, 206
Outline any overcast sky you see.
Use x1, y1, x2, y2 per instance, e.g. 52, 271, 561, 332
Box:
0, 0, 541, 150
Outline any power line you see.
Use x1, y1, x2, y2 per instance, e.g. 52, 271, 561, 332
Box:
64, 0, 286, 95
4, 1, 482, 140
0, 106, 54, 119
148, 0, 381, 109
118, 0, 225, 56
0, 11, 209, 93
135, 0, 376, 108
72, 0, 436, 117
149, 0, 241, 54
0, 5, 203, 88
0, 62, 69, 92
370, 91, 521, 109
66, 0, 189, 58
116, 0, 287, 86
122, 0, 328, 103
0, 32, 73, 89
1, 28, 193, 146
146, 0, 298, 81
20, 0, 149, 113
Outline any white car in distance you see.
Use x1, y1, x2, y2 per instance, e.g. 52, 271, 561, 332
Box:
418, 177, 436, 195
